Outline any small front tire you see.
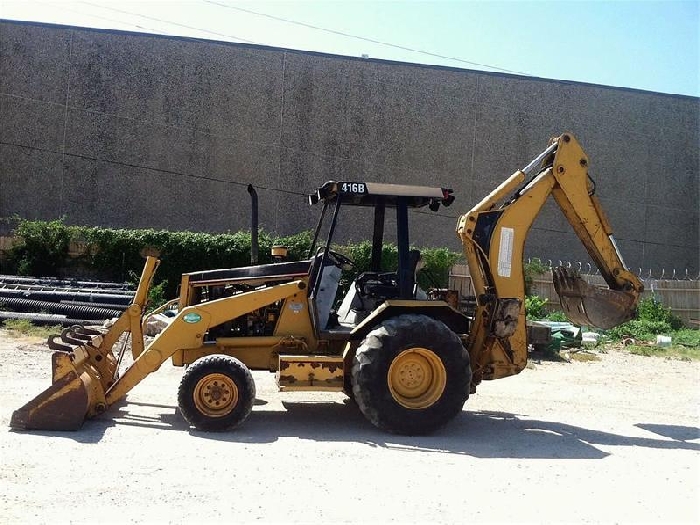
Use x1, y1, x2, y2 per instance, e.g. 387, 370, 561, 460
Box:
178, 354, 256, 431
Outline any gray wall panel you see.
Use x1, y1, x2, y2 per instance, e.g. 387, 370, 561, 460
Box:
0, 94, 65, 151
0, 23, 71, 105
1, 20, 697, 275
0, 143, 63, 220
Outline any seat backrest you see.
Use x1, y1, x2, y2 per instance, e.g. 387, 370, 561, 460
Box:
307, 254, 342, 331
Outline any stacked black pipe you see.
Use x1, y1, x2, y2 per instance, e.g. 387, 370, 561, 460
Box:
0, 275, 135, 327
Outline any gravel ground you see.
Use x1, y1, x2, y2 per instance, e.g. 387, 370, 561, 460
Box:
1, 329, 698, 524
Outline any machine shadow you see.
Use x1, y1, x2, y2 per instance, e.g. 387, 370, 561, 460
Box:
226, 405, 700, 459
84, 397, 700, 459
635, 423, 700, 442
15, 400, 700, 457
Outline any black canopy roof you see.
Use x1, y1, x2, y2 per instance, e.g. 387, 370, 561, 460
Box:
309, 181, 454, 211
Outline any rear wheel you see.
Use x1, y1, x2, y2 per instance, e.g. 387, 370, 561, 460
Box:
351, 314, 471, 435
178, 354, 256, 431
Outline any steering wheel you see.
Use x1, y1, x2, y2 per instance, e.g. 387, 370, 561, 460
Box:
313, 246, 354, 269
327, 249, 355, 269
355, 271, 397, 297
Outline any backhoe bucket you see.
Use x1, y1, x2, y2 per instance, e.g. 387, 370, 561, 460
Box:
10, 328, 117, 431
552, 267, 636, 329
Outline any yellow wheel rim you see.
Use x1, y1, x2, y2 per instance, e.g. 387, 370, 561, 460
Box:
388, 348, 446, 409
193, 373, 239, 417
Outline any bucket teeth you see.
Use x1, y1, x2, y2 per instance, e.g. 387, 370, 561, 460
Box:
47, 335, 73, 352
53, 326, 105, 352
60, 327, 87, 346
65, 325, 93, 342
75, 326, 102, 337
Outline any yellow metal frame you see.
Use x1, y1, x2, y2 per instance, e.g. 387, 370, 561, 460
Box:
170, 279, 317, 370
276, 355, 344, 391
62, 256, 158, 404
105, 279, 309, 404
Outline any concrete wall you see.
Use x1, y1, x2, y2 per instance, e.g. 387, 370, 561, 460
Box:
1, 20, 698, 274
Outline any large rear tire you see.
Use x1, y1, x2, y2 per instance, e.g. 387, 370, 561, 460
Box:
351, 314, 471, 435
178, 354, 256, 431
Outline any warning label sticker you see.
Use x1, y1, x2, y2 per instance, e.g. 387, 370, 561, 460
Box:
497, 227, 514, 278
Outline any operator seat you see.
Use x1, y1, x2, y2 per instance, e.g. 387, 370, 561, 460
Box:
337, 249, 423, 327
308, 252, 344, 331
355, 249, 422, 299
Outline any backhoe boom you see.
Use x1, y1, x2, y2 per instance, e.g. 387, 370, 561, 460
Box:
457, 133, 642, 383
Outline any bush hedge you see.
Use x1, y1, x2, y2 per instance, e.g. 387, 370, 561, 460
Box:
2, 219, 462, 298
607, 297, 685, 340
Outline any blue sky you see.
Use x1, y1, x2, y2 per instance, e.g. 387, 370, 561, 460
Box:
2, 0, 698, 96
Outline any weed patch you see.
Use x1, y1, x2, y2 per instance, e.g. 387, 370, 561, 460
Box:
1, 319, 61, 339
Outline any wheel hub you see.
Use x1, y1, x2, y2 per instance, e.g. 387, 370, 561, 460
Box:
193, 373, 239, 417
388, 348, 446, 409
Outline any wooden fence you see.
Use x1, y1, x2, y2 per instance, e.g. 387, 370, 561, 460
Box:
0, 236, 14, 257
449, 263, 700, 327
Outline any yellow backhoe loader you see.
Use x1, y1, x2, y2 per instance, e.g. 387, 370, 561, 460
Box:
10, 133, 643, 435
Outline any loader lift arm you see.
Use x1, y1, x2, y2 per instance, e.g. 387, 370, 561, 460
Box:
456, 133, 643, 383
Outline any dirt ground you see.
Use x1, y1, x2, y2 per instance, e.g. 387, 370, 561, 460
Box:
0, 329, 698, 524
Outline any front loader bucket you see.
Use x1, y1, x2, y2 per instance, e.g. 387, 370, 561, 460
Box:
10, 350, 106, 431
552, 267, 637, 329
10, 325, 117, 431
11, 358, 89, 430
10, 256, 158, 432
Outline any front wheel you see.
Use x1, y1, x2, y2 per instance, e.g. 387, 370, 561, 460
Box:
178, 354, 256, 431
351, 314, 471, 435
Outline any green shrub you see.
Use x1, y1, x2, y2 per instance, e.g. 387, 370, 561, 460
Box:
4, 219, 461, 301
636, 296, 684, 330
545, 310, 569, 322
80, 227, 272, 292
417, 247, 462, 289
524, 257, 548, 296
341, 240, 398, 274
71, 226, 315, 296
608, 319, 674, 340
525, 295, 548, 320
6, 218, 73, 276
272, 230, 314, 261
673, 329, 700, 347
607, 297, 684, 341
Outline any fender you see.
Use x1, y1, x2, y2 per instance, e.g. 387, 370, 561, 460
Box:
349, 299, 470, 341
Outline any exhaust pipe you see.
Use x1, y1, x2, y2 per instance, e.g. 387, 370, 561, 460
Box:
247, 184, 259, 265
